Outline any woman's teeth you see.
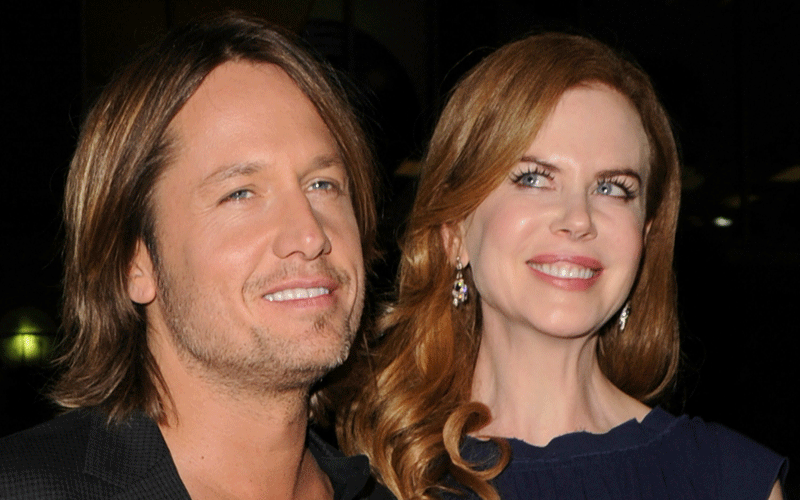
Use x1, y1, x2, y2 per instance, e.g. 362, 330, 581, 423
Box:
529, 262, 597, 279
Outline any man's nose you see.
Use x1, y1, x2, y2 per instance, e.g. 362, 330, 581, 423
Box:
272, 191, 331, 260
548, 192, 597, 240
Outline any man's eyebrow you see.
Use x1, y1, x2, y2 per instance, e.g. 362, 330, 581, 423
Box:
199, 154, 346, 189
302, 154, 349, 185
200, 162, 262, 187
311, 153, 345, 170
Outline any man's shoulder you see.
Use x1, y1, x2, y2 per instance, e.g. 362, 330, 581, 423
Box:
0, 409, 100, 498
1, 409, 93, 465
0, 408, 189, 500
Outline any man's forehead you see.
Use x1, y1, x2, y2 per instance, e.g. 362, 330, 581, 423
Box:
171, 61, 309, 133
159, 60, 345, 186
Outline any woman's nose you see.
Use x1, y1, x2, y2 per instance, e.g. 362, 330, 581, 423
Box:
549, 193, 597, 240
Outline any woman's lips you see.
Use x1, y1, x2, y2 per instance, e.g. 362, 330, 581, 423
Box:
526, 255, 603, 291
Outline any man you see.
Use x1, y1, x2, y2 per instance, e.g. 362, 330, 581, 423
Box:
0, 13, 387, 500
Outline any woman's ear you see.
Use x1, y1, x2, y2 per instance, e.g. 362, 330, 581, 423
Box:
440, 221, 470, 267
127, 240, 157, 305
644, 219, 653, 241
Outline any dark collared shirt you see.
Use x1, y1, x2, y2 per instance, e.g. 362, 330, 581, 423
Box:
0, 408, 393, 499
308, 426, 393, 500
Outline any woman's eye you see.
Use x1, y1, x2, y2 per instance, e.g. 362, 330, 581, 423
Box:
513, 170, 550, 188
596, 180, 633, 199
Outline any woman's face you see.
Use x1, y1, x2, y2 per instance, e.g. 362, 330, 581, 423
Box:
456, 85, 650, 340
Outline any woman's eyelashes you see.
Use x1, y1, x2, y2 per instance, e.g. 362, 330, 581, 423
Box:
511, 167, 639, 201
511, 167, 553, 188
596, 177, 638, 200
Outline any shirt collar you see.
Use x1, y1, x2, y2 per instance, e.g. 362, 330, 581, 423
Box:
307, 428, 372, 500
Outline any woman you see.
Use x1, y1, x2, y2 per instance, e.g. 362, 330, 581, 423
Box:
336, 33, 787, 499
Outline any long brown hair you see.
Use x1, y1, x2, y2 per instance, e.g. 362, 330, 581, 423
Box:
52, 13, 376, 423
337, 32, 681, 500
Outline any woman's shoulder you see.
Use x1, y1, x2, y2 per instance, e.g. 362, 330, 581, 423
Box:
642, 408, 783, 463
460, 408, 787, 500
646, 409, 787, 496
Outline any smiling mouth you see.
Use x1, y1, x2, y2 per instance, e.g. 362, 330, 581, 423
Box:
263, 287, 331, 302
528, 262, 598, 279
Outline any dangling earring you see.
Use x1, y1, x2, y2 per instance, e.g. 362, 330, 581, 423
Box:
451, 258, 468, 307
618, 302, 631, 331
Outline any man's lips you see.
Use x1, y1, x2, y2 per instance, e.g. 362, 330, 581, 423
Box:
262, 278, 338, 302
264, 287, 330, 302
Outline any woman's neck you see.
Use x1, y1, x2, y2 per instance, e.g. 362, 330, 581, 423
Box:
470, 322, 650, 446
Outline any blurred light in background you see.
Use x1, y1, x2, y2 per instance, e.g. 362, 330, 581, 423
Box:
4, 333, 51, 363
713, 216, 734, 228
1, 307, 55, 365
770, 165, 800, 183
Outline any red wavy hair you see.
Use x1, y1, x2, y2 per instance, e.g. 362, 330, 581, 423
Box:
337, 32, 681, 500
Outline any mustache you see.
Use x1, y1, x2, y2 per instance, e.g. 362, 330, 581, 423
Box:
243, 261, 351, 294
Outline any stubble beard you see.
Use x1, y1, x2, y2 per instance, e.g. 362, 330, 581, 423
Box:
154, 261, 361, 398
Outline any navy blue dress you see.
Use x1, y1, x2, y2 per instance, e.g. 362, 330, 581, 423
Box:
458, 408, 787, 499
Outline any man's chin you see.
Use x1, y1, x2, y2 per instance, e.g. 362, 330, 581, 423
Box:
251, 334, 354, 393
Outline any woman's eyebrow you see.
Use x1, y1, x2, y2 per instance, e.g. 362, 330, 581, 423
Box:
519, 156, 560, 172
597, 168, 642, 184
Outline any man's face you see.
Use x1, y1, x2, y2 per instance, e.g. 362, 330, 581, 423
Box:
132, 61, 364, 393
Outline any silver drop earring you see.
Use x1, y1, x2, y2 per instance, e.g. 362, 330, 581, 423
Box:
618, 302, 631, 331
451, 258, 468, 307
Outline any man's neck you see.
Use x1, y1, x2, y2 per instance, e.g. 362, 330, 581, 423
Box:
160, 408, 332, 500
152, 337, 332, 500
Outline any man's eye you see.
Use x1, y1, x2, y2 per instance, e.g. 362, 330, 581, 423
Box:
309, 180, 341, 193
225, 189, 253, 201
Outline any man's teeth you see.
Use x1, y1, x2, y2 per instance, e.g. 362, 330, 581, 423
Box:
529, 262, 597, 279
264, 287, 330, 302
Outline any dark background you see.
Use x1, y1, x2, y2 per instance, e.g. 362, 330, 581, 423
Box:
1, 0, 798, 495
